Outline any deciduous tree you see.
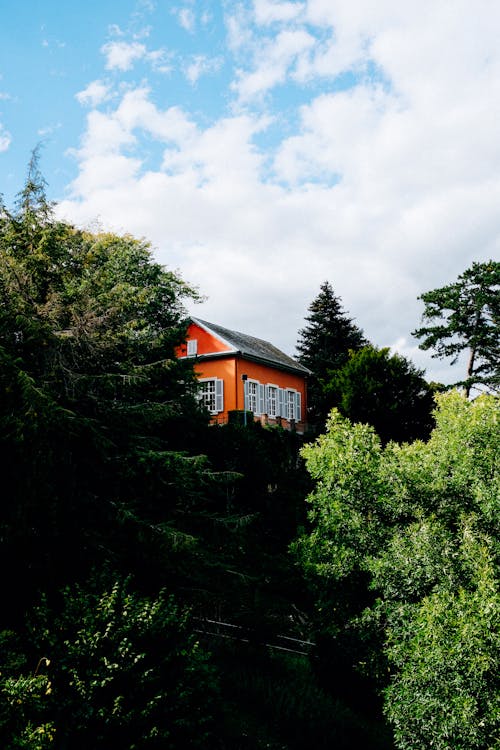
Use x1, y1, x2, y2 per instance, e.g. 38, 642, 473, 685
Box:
0, 579, 221, 749
324, 345, 435, 444
294, 392, 499, 750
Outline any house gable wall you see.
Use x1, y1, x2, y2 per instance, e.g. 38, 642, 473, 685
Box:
177, 322, 233, 357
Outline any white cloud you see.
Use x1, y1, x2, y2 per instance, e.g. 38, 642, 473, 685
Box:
37, 122, 62, 137
138, 0, 156, 12
113, 87, 198, 143
146, 48, 173, 74
176, 8, 195, 33
108, 24, 125, 37
41, 37, 66, 49
253, 0, 306, 25
101, 39, 170, 73
132, 26, 152, 40
0, 123, 11, 152
72, 109, 137, 158
57, 1, 500, 386
232, 28, 316, 101
225, 4, 254, 53
76, 80, 112, 107
184, 55, 223, 84
101, 40, 147, 71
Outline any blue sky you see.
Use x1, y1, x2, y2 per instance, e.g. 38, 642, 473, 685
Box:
1, 0, 231, 201
2, 0, 499, 386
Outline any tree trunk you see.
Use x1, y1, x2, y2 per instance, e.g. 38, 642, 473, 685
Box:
465, 346, 476, 398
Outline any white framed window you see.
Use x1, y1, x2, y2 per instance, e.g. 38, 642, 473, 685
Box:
242, 380, 302, 421
187, 339, 198, 357
199, 378, 224, 414
266, 385, 278, 418
278, 388, 285, 418
246, 380, 258, 414
296, 390, 301, 422
279, 388, 302, 422
244, 380, 265, 415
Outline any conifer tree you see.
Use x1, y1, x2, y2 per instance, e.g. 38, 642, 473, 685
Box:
413, 260, 500, 397
296, 281, 367, 426
0, 156, 206, 616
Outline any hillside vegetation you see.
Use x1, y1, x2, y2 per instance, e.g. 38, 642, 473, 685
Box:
1, 164, 498, 749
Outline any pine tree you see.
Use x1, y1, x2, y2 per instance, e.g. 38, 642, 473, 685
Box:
413, 260, 500, 397
296, 281, 367, 426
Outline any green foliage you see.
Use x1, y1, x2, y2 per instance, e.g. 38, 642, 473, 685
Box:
0, 166, 262, 749
199, 420, 309, 527
0, 632, 55, 749
0, 580, 220, 749
0, 163, 211, 620
324, 345, 435, 444
296, 281, 367, 426
0, 162, 395, 748
294, 392, 500, 749
0, 154, 201, 430
0, 227, 198, 418
413, 260, 500, 396
297, 412, 386, 583
384, 555, 499, 750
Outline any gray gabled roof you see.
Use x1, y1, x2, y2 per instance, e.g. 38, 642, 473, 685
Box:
191, 318, 311, 376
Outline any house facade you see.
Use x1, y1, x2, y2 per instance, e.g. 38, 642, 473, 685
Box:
177, 318, 310, 432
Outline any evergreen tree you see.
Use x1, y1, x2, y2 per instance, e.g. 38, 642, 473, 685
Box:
0, 157, 208, 619
296, 281, 367, 426
413, 260, 500, 397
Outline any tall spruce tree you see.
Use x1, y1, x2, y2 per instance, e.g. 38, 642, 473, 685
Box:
296, 281, 367, 426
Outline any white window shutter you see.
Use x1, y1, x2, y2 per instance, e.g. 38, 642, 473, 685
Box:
244, 380, 249, 411
258, 384, 265, 415
215, 379, 224, 412
295, 391, 301, 422
278, 388, 284, 418
265, 385, 270, 413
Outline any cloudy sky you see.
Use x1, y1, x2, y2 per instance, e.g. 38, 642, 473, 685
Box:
2, 0, 499, 384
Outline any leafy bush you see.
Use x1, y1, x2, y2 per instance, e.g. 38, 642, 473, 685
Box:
0, 579, 221, 749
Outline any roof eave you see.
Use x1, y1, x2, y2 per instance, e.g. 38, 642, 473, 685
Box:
193, 350, 310, 377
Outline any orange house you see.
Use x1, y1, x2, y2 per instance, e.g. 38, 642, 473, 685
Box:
177, 318, 310, 433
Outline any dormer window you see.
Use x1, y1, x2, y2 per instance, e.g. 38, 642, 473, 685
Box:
187, 339, 198, 357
